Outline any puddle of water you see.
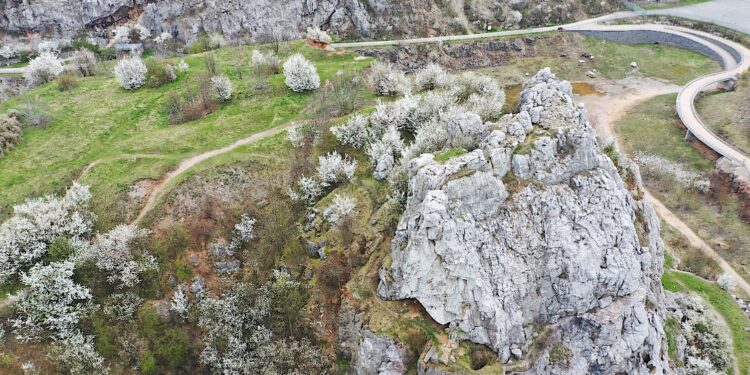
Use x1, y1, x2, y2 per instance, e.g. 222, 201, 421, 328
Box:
503, 82, 602, 113
571, 82, 604, 96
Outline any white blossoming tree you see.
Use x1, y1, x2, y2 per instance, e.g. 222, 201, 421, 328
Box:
331, 114, 372, 148
51, 332, 108, 375
12, 261, 94, 342
0, 183, 93, 283
114, 56, 147, 90
87, 224, 156, 288
325, 194, 357, 225
368, 61, 409, 96
24, 52, 64, 87
283, 54, 320, 92
317, 151, 357, 187
414, 63, 452, 91
287, 176, 324, 206
170, 285, 189, 318
211, 75, 233, 101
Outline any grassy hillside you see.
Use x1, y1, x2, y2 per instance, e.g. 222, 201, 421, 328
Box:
0, 43, 372, 228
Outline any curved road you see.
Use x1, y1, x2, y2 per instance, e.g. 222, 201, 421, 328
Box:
333, 14, 750, 174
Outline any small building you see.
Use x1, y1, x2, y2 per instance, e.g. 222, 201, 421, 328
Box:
114, 43, 144, 56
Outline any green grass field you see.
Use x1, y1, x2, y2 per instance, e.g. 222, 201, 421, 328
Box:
617, 94, 750, 282
479, 35, 720, 86
0, 43, 372, 228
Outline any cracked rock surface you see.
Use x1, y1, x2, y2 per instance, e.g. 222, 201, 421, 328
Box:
1, 0, 618, 42
379, 68, 670, 374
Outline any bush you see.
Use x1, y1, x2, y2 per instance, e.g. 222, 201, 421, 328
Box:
368, 61, 409, 96
211, 75, 233, 101
24, 52, 64, 87
16, 96, 53, 128
56, 73, 78, 91
72, 49, 98, 77
114, 56, 147, 90
0, 111, 23, 159
204, 53, 217, 75
414, 63, 451, 91
164, 76, 219, 125
154, 329, 188, 368
145, 59, 175, 88
283, 54, 320, 92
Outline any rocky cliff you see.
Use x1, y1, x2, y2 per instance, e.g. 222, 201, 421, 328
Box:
378, 68, 670, 374
0, 0, 620, 42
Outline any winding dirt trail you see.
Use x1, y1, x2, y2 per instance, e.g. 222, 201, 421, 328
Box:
577, 79, 750, 298
75, 153, 164, 182
131, 122, 299, 225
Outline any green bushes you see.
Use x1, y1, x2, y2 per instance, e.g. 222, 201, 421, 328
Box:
145, 59, 177, 88
56, 72, 78, 91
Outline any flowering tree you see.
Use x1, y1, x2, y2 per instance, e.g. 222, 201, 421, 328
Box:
114, 56, 147, 90
198, 283, 273, 374
283, 54, 320, 92
211, 75, 233, 101
51, 332, 108, 375
368, 61, 409, 96
170, 285, 189, 318
324, 194, 357, 225
287, 176, 324, 206
717, 273, 735, 291
331, 114, 372, 148
414, 63, 451, 91
37, 41, 61, 54
72, 49, 98, 77
0, 183, 93, 283
317, 151, 357, 187
24, 52, 64, 87
12, 261, 94, 342
251, 49, 280, 73
87, 224, 156, 288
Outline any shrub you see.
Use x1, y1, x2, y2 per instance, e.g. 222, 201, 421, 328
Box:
56, 73, 78, 91
717, 273, 735, 291
145, 59, 175, 88
331, 114, 371, 148
165, 64, 177, 81
12, 261, 94, 341
114, 56, 147, 90
211, 75, 233, 101
36, 40, 61, 54
204, 53, 217, 75
51, 333, 108, 375
24, 52, 64, 87
283, 54, 320, 92
0, 183, 92, 283
16, 96, 53, 128
154, 329, 189, 368
251, 49, 280, 73
287, 176, 323, 206
317, 151, 357, 187
72, 49, 98, 77
0, 111, 23, 159
368, 61, 409, 96
306, 27, 332, 44
324, 194, 357, 225
414, 63, 451, 91
86, 224, 157, 288
177, 59, 189, 72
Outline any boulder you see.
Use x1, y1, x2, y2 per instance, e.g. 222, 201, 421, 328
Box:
379, 68, 669, 374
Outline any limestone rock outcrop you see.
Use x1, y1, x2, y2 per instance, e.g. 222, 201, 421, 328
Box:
1, 0, 619, 43
378, 68, 669, 374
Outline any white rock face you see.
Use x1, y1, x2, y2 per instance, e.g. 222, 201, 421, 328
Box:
379, 68, 669, 374
0, 0, 620, 42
